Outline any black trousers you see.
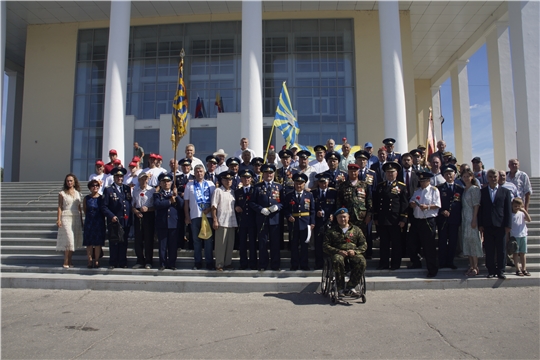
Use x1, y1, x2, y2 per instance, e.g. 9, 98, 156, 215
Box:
238, 226, 258, 269
437, 219, 459, 267
157, 228, 179, 268
408, 217, 438, 275
314, 222, 326, 269
483, 226, 506, 276
257, 222, 280, 270
289, 225, 309, 269
365, 220, 373, 258
134, 212, 155, 266
109, 226, 129, 267
378, 225, 402, 269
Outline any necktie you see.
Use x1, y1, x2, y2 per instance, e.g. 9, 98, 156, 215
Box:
297, 192, 302, 201
405, 170, 410, 188
245, 187, 248, 194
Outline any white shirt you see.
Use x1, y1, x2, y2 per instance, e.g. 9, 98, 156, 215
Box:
489, 185, 498, 203
507, 170, 533, 197
234, 148, 257, 162
187, 156, 205, 175
338, 153, 356, 172
184, 180, 216, 219
430, 172, 445, 186
297, 165, 316, 189
215, 163, 228, 175
124, 169, 141, 186
88, 173, 108, 195
144, 167, 167, 187
510, 211, 528, 237
410, 186, 441, 219
211, 187, 237, 228
309, 159, 329, 174
132, 184, 155, 209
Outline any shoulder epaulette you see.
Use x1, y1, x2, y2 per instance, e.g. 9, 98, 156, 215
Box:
397, 181, 406, 186
455, 183, 464, 188
328, 187, 336, 191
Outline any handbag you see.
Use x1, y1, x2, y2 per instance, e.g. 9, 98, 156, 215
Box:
198, 213, 213, 240
108, 221, 125, 243
506, 236, 518, 255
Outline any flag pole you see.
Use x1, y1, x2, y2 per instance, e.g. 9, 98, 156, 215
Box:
264, 124, 276, 163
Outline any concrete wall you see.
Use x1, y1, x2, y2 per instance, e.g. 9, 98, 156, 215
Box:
19, 11, 419, 180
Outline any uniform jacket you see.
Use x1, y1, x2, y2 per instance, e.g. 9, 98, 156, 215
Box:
370, 162, 386, 185
275, 166, 298, 191
249, 181, 283, 226
359, 167, 377, 191
323, 224, 367, 255
102, 184, 133, 227
153, 190, 184, 229
386, 152, 402, 163
283, 191, 315, 231
337, 180, 372, 222
312, 187, 338, 224
234, 186, 256, 228
204, 172, 218, 187
175, 173, 194, 194
478, 186, 512, 229
322, 168, 348, 189
436, 182, 463, 225
373, 180, 408, 226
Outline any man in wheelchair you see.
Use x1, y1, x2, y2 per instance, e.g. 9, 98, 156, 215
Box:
323, 208, 367, 298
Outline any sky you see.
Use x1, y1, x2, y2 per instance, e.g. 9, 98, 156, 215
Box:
439, 43, 495, 170
0, 43, 494, 170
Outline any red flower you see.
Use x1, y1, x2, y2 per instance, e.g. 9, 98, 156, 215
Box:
290, 200, 295, 206
416, 196, 420, 200
476, 173, 481, 177
123, 215, 129, 220
246, 196, 250, 201
140, 193, 144, 197
346, 239, 351, 243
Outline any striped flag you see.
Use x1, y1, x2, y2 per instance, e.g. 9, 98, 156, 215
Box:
426, 107, 436, 159
273, 82, 298, 147
195, 95, 207, 118
215, 92, 224, 113
171, 57, 188, 150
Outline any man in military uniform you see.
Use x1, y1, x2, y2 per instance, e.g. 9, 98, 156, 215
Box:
323, 208, 367, 297
410, 149, 427, 172
383, 138, 402, 163
284, 173, 315, 271
226, 157, 242, 189
154, 172, 184, 270
309, 145, 329, 173
355, 149, 377, 259
369, 147, 388, 184
235, 169, 258, 270
337, 163, 372, 236
250, 157, 264, 183
312, 173, 338, 269
373, 162, 408, 270
436, 164, 463, 269
295, 150, 316, 190
276, 149, 296, 192
204, 155, 219, 185
249, 164, 283, 271
176, 158, 195, 196
322, 151, 347, 189
101, 167, 133, 269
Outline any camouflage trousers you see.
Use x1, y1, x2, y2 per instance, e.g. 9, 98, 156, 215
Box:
331, 253, 366, 290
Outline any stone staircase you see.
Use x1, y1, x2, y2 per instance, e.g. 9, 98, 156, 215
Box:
1, 180, 539, 292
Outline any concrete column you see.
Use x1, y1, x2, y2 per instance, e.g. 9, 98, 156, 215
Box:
378, 1, 408, 154
241, 0, 263, 157
430, 86, 443, 141
0, 0, 5, 134
486, 21, 517, 170
102, 0, 131, 164
450, 60, 472, 164
3, 71, 23, 182
509, 1, 539, 177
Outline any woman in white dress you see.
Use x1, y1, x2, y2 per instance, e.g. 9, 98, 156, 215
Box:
460, 169, 483, 276
56, 174, 83, 268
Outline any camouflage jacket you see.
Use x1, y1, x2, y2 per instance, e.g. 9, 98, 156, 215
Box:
337, 180, 372, 221
323, 223, 367, 255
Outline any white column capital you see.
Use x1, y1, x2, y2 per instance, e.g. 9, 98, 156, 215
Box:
430, 85, 441, 93
451, 59, 469, 69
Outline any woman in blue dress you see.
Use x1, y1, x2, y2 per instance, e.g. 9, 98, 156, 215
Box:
83, 180, 106, 268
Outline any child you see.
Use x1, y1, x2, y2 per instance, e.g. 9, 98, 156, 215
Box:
511, 198, 531, 276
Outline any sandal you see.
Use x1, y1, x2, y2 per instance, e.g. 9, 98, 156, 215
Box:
522, 270, 531, 276
465, 267, 474, 275
516, 270, 524, 276
62, 265, 69, 269
467, 268, 477, 277
87, 260, 93, 269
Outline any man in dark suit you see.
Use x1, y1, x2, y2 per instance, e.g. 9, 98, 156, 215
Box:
154, 172, 184, 270
204, 155, 219, 185
249, 164, 283, 271
322, 151, 347, 189
235, 169, 258, 270
284, 173, 315, 271
312, 173, 338, 269
355, 150, 377, 259
436, 164, 463, 269
369, 147, 387, 184
101, 167, 132, 269
478, 169, 512, 279
373, 162, 409, 270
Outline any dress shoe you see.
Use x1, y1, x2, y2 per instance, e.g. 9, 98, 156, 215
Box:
259, 268, 266, 272
427, 272, 437, 278
271, 267, 280, 271
169, 267, 177, 271
314, 266, 323, 270
108, 266, 115, 270
301, 266, 311, 271
290, 266, 298, 271
145, 264, 152, 269
376, 265, 388, 270
159, 266, 165, 271
239, 266, 248, 270
407, 263, 422, 269
497, 274, 506, 280
449, 264, 458, 270
487, 274, 495, 278
390, 266, 400, 270
132, 264, 144, 269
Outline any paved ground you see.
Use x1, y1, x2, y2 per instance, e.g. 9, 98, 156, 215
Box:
2, 287, 539, 359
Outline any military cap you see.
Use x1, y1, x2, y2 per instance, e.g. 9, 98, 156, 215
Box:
250, 157, 264, 166
348, 163, 360, 170
178, 158, 192, 166
239, 169, 255, 178
410, 149, 422, 157
158, 172, 173, 182
138, 171, 149, 179
218, 171, 235, 180
292, 173, 308, 183
334, 208, 349, 216
95, 160, 105, 166
471, 156, 482, 163
382, 162, 402, 172
417, 171, 434, 181
226, 157, 241, 166
354, 150, 370, 159
206, 155, 218, 164
417, 145, 426, 151
442, 164, 458, 174
278, 149, 293, 158
383, 138, 396, 146
313, 145, 327, 152
315, 173, 330, 182
297, 150, 311, 159
261, 164, 276, 173
325, 151, 341, 162
111, 168, 127, 177
443, 151, 453, 157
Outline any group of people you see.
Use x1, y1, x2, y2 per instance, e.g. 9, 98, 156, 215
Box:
55, 137, 533, 285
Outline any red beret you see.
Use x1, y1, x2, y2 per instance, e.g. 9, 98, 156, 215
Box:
348, 163, 360, 170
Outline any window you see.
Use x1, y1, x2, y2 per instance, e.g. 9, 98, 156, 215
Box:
190, 128, 217, 161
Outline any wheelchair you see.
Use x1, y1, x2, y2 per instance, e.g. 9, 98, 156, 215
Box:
321, 256, 366, 304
